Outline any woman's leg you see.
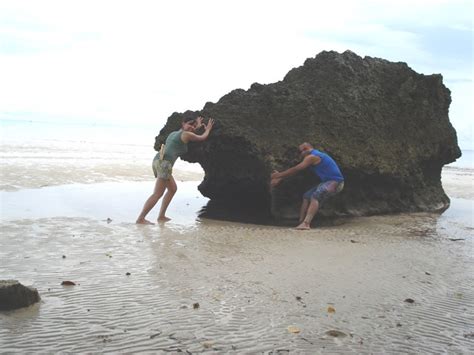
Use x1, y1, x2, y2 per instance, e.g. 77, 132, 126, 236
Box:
136, 178, 167, 224
158, 176, 177, 221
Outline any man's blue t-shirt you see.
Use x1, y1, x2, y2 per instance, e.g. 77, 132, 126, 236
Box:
309, 149, 344, 182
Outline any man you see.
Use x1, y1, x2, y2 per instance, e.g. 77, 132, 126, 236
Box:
271, 142, 344, 230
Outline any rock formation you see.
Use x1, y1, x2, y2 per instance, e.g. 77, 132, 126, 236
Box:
0, 280, 40, 310
155, 50, 461, 223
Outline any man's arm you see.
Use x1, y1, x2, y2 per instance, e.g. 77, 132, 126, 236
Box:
271, 155, 320, 180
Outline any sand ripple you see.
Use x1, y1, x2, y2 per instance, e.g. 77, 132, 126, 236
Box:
1, 210, 473, 353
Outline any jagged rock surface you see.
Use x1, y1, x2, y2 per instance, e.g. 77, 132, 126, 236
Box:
155, 50, 461, 222
0, 280, 40, 310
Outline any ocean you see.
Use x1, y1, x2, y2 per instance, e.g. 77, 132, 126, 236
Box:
446, 148, 474, 169
0, 119, 203, 191
1, 118, 471, 182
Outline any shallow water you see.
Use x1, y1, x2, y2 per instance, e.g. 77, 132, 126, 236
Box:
0, 181, 207, 225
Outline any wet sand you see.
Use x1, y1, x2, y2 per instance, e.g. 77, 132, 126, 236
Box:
0, 170, 473, 353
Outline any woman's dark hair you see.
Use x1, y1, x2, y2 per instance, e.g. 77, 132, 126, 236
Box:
182, 117, 196, 125
181, 110, 199, 125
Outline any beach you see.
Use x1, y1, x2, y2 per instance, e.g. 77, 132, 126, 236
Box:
1, 121, 473, 353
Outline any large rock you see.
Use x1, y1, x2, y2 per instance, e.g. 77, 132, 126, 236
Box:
0, 280, 40, 310
155, 50, 461, 223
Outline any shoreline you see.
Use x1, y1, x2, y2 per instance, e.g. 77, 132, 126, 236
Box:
1, 167, 471, 224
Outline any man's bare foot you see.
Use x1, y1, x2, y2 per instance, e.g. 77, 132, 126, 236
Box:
136, 218, 154, 225
295, 222, 310, 230
157, 216, 172, 222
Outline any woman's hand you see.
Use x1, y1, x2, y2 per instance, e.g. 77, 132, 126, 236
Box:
195, 116, 204, 129
204, 118, 215, 131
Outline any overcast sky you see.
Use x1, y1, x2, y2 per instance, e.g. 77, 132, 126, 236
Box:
0, 0, 472, 147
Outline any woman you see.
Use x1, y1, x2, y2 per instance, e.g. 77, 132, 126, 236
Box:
136, 116, 214, 224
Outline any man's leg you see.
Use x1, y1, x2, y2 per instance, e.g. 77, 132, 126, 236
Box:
299, 186, 317, 223
299, 199, 310, 223
296, 198, 319, 229
295, 181, 341, 230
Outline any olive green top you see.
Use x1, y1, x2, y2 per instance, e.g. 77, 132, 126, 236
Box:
162, 129, 188, 165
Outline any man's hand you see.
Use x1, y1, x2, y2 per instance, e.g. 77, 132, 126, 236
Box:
270, 170, 282, 188
271, 170, 280, 180
270, 177, 282, 188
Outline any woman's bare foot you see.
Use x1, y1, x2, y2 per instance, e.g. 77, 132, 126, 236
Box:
136, 218, 154, 225
157, 216, 172, 222
295, 222, 311, 230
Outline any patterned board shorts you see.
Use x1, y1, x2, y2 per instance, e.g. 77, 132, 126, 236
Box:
303, 180, 344, 204
152, 159, 173, 180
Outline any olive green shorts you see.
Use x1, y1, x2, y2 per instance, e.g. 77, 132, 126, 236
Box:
152, 159, 173, 180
